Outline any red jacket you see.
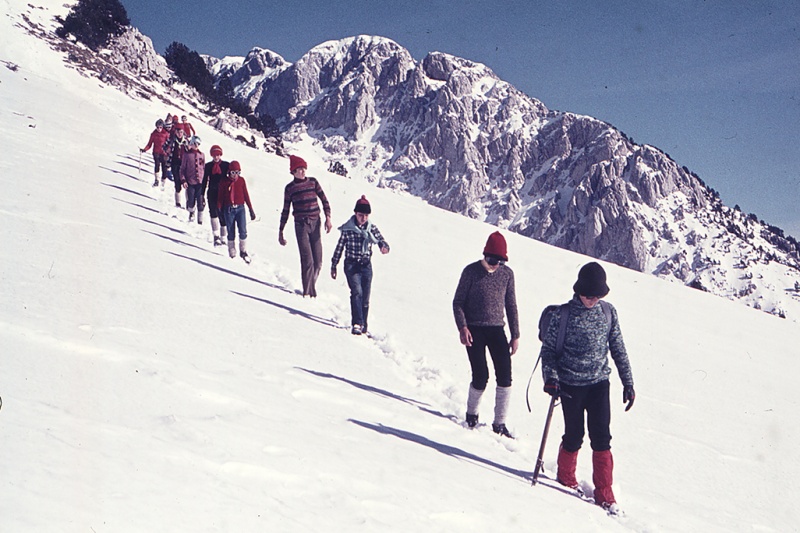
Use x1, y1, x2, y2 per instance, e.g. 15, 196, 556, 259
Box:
218, 175, 253, 212
143, 128, 170, 155
179, 122, 196, 137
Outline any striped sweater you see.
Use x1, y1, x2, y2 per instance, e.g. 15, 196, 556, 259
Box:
540, 295, 634, 387
279, 177, 331, 231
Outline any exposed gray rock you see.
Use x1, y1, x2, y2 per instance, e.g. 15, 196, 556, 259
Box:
219, 34, 800, 318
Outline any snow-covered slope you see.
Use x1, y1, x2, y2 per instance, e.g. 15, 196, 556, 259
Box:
2, 2, 800, 532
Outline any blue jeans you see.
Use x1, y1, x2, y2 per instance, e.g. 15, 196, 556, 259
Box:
224, 205, 247, 241
344, 259, 372, 329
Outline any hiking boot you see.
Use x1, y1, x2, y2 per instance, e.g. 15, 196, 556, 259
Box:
351, 324, 363, 335
601, 502, 621, 516
466, 413, 479, 428
492, 423, 514, 439
213, 236, 224, 246
188, 211, 195, 222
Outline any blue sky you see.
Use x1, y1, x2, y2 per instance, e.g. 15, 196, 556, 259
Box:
124, 0, 800, 238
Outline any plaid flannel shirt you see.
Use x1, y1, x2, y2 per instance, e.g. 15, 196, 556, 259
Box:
331, 223, 389, 267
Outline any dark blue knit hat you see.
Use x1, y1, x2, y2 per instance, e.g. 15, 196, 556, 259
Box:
573, 262, 610, 297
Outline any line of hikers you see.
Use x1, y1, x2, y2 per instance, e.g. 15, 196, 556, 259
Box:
141, 116, 633, 515
140, 120, 390, 331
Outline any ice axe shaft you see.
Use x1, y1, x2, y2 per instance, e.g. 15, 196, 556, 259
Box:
532, 394, 558, 485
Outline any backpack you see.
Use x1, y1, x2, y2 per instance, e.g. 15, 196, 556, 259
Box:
538, 300, 613, 355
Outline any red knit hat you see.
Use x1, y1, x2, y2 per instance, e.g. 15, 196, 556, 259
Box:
210, 145, 223, 157
354, 195, 371, 214
483, 231, 508, 261
229, 160, 241, 173
289, 155, 307, 173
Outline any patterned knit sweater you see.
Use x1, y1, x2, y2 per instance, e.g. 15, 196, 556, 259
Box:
279, 177, 331, 231
452, 261, 520, 339
540, 295, 634, 387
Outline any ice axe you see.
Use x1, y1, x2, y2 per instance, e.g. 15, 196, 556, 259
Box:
531, 394, 558, 485
137, 149, 142, 176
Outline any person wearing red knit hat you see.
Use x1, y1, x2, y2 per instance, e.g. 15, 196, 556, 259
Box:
217, 160, 256, 262
202, 145, 229, 246
330, 195, 390, 335
278, 155, 332, 297
452, 231, 520, 438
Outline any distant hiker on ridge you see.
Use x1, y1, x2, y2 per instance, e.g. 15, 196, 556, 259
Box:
278, 155, 332, 297
179, 114, 196, 137
164, 124, 187, 205
453, 231, 520, 439
218, 160, 256, 263
180, 136, 206, 225
139, 118, 169, 188
331, 195, 390, 335
539, 261, 635, 515
203, 144, 230, 246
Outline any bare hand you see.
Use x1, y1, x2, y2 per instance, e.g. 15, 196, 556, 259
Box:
325, 217, 333, 233
459, 327, 473, 347
380, 245, 389, 255
509, 338, 519, 355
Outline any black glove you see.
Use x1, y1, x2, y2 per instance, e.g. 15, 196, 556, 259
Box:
623, 385, 635, 411
544, 379, 561, 398
250, 210, 256, 221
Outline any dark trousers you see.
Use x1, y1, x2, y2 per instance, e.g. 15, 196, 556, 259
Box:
560, 379, 612, 452
153, 153, 167, 178
207, 188, 221, 219
344, 259, 372, 329
466, 326, 512, 390
170, 158, 181, 191
186, 184, 205, 211
294, 217, 323, 297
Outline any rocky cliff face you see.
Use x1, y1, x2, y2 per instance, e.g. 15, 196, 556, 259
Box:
218, 35, 800, 318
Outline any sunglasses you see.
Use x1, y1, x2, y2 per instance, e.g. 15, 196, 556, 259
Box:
484, 256, 506, 266
230, 170, 241, 175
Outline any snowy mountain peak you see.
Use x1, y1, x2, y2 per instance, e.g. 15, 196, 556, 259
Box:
219, 33, 800, 319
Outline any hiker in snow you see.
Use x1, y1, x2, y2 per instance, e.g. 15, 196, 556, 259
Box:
278, 155, 332, 297
180, 136, 206, 224
218, 160, 256, 262
165, 125, 187, 203
539, 261, 635, 515
140, 118, 170, 187
180, 114, 196, 137
453, 231, 520, 439
330, 196, 390, 335
203, 144, 229, 246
